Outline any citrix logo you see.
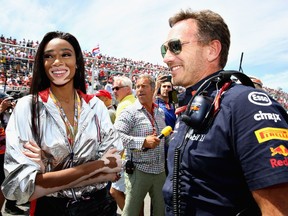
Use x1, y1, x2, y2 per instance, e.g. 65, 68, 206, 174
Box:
254, 111, 281, 122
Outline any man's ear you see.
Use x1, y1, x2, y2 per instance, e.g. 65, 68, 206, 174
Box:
207, 39, 221, 62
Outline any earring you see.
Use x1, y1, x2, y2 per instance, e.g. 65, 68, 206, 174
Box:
76, 65, 78, 69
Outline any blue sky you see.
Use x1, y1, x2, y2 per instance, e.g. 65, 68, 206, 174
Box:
1, 0, 288, 92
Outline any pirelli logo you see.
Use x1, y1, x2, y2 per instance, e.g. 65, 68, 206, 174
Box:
255, 127, 288, 143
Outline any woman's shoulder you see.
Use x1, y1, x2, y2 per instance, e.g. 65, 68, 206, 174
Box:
15, 94, 33, 108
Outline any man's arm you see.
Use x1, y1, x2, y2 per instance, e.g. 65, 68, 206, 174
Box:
252, 182, 288, 215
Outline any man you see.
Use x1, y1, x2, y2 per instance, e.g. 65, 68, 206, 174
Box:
154, 74, 177, 129
154, 75, 177, 175
161, 9, 288, 215
110, 76, 136, 212
113, 76, 136, 119
95, 89, 116, 123
115, 74, 167, 216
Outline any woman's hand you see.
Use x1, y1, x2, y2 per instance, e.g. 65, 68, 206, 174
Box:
73, 172, 121, 187
23, 140, 45, 173
100, 148, 122, 173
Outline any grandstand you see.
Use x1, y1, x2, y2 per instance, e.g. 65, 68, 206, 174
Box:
0, 34, 170, 93
0, 34, 287, 110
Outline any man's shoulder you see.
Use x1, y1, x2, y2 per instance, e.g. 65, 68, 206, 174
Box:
122, 94, 136, 102
222, 84, 262, 105
155, 97, 165, 104
221, 84, 287, 118
118, 95, 136, 107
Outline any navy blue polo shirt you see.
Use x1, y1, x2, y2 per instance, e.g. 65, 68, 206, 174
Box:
163, 82, 288, 215
155, 97, 177, 129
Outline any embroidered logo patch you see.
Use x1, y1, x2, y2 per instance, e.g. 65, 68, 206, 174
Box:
255, 127, 288, 143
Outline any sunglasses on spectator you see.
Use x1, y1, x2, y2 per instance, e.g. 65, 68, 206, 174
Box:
161, 39, 190, 58
112, 86, 127, 91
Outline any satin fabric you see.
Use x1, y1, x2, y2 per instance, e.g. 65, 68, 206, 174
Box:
2, 89, 123, 204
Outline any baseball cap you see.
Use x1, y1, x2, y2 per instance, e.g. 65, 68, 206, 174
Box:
95, 90, 112, 100
0, 92, 14, 101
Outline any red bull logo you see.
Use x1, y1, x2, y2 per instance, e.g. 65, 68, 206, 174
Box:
254, 127, 288, 143
270, 145, 288, 168
270, 157, 288, 168
270, 145, 288, 156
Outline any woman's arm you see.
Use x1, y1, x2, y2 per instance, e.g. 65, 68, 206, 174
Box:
29, 148, 121, 201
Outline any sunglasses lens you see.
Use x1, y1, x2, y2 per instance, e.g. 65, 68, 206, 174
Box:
169, 39, 182, 55
161, 44, 168, 58
161, 39, 182, 58
112, 87, 118, 91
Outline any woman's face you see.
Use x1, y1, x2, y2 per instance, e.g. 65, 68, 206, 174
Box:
43, 38, 77, 86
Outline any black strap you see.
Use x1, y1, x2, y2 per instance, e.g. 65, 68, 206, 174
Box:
219, 70, 255, 88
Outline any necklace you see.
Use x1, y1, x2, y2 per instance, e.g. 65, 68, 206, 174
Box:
50, 89, 81, 146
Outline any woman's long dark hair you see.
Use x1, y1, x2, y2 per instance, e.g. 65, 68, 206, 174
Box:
30, 31, 86, 144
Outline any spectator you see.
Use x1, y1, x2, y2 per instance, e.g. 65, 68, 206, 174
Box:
112, 76, 136, 119
161, 9, 288, 215
2, 31, 122, 216
154, 74, 177, 129
115, 74, 167, 216
110, 75, 136, 212
95, 89, 116, 123
0, 93, 25, 215
1, 33, 287, 111
154, 74, 177, 175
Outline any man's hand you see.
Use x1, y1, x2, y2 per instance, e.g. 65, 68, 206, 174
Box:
0, 98, 13, 113
142, 135, 160, 149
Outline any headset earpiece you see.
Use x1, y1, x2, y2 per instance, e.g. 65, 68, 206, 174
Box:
181, 94, 214, 130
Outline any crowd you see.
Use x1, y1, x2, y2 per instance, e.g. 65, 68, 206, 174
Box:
0, 7, 288, 216
263, 86, 288, 110
1, 33, 288, 111
0, 34, 169, 92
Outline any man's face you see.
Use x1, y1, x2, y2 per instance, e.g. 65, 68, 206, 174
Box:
135, 77, 154, 106
162, 19, 208, 88
112, 80, 130, 102
160, 81, 172, 97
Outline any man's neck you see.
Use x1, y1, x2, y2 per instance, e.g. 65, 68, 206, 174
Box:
143, 103, 153, 114
158, 95, 169, 103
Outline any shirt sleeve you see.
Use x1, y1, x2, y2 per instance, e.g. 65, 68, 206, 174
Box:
114, 108, 146, 150
229, 88, 288, 190
2, 96, 39, 204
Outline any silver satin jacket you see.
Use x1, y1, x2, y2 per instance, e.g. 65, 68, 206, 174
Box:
1, 89, 123, 204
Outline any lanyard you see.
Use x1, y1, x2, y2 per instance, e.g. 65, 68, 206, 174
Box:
145, 104, 156, 135
50, 89, 81, 146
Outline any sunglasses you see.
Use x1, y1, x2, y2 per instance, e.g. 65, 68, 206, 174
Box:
161, 39, 190, 58
112, 86, 127, 91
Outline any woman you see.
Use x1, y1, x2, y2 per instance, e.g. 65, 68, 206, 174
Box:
1, 31, 123, 216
